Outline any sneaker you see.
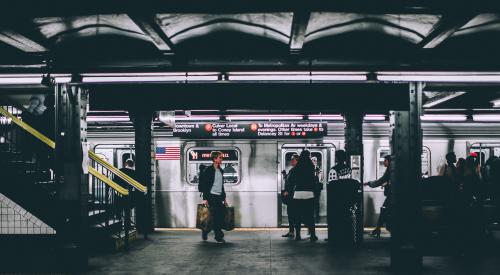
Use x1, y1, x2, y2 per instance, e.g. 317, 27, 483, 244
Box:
281, 232, 295, 238
201, 231, 208, 241
215, 237, 226, 243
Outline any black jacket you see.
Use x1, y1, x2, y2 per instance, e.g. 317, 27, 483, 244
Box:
368, 167, 391, 197
113, 167, 138, 190
289, 166, 316, 192
200, 165, 226, 200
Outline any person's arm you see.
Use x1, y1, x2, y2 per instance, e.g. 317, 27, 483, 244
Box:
367, 168, 390, 188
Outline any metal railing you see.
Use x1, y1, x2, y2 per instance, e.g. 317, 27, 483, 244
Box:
0, 105, 145, 248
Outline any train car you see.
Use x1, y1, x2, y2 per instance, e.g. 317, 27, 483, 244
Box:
87, 121, 500, 228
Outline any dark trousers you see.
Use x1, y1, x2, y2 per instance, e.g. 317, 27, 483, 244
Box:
208, 194, 225, 239
376, 196, 391, 229
293, 198, 316, 236
313, 191, 321, 222
286, 199, 296, 232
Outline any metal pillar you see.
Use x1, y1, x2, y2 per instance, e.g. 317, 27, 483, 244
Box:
389, 82, 423, 270
130, 110, 154, 236
344, 111, 364, 244
55, 84, 88, 270
344, 111, 363, 183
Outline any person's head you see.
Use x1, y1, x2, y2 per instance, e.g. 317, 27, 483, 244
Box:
465, 156, 478, 175
383, 155, 391, 167
27, 94, 46, 115
296, 150, 313, 171
311, 156, 318, 166
211, 151, 223, 167
125, 159, 134, 168
457, 157, 466, 169
290, 154, 299, 167
335, 150, 347, 164
446, 152, 457, 164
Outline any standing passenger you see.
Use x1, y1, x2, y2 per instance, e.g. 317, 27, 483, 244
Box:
199, 151, 228, 243
311, 156, 323, 223
281, 154, 299, 238
438, 152, 457, 181
289, 150, 318, 242
328, 150, 352, 182
364, 155, 392, 237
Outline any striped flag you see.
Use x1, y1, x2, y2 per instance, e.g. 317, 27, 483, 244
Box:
155, 146, 181, 160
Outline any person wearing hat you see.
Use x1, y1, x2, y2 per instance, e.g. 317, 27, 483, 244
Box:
364, 155, 392, 237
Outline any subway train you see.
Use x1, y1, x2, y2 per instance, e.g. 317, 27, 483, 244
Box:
87, 120, 500, 228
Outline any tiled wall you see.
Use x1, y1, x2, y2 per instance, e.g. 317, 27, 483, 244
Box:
0, 193, 56, 234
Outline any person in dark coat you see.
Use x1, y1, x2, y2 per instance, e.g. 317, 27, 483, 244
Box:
281, 153, 299, 238
364, 155, 392, 237
288, 150, 318, 241
199, 151, 228, 243
113, 159, 139, 208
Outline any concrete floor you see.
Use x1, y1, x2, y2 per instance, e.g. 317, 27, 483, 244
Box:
86, 229, 500, 275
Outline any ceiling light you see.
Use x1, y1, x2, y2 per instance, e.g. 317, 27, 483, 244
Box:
226, 114, 304, 121
87, 116, 130, 122
174, 115, 220, 121
364, 114, 386, 121
308, 114, 343, 121
472, 114, 500, 122
228, 72, 310, 81
420, 114, 467, 121
378, 72, 500, 82
0, 75, 42, 84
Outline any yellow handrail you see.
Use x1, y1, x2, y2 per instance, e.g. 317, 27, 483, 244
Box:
0, 106, 55, 149
88, 167, 129, 196
89, 150, 147, 193
0, 106, 147, 193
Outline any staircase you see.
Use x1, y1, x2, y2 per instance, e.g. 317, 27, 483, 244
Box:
0, 103, 141, 270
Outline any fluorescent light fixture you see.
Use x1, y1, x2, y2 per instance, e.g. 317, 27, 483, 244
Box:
0, 76, 42, 84
226, 114, 304, 120
186, 72, 219, 81
311, 72, 367, 81
491, 99, 500, 108
473, 114, 500, 122
174, 115, 220, 121
364, 114, 386, 121
81, 72, 220, 83
228, 72, 310, 81
308, 114, 343, 121
378, 72, 500, 82
87, 116, 130, 122
420, 114, 467, 121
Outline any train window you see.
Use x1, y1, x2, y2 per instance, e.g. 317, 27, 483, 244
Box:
120, 152, 135, 168
186, 147, 241, 185
377, 147, 432, 178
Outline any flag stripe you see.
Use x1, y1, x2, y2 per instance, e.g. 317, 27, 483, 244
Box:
155, 146, 181, 160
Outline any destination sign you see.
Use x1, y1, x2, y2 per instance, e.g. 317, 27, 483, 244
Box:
173, 122, 327, 139
187, 149, 239, 161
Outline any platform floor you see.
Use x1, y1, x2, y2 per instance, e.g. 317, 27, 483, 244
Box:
86, 229, 500, 275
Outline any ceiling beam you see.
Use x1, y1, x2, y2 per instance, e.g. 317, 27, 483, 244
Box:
418, 13, 476, 48
128, 14, 174, 52
0, 30, 48, 52
289, 11, 310, 54
423, 91, 466, 108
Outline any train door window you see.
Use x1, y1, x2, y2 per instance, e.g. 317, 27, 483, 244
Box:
120, 152, 135, 169
186, 148, 241, 185
283, 151, 299, 172
310, 151, 325, 182
377, 146, 431, 178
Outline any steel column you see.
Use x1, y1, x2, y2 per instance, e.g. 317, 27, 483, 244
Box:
130, 110, 154, 236
55, 84, 88, 270
389, 82, 423, 270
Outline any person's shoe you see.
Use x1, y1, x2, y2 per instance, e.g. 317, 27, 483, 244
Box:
201, 231, 208, 241
310, 235, 318, 242
282, 232, 295, 238
215, 237, 226, 243
369, 228, 381, 238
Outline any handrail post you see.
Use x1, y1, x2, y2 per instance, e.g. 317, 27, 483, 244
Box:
124, 194, 131, 251
105, 184, 109, 228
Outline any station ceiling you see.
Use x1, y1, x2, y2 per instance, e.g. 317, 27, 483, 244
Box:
0, 0, 500, 111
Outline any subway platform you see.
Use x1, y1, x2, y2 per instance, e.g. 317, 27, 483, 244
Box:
85, 229, 500, 275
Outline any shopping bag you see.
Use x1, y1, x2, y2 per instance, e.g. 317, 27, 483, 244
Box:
196, 204, 213, 231
222, 206, 235, 231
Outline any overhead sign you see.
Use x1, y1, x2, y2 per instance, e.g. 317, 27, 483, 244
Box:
173, 122, 327, 139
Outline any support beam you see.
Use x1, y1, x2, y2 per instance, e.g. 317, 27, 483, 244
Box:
289, 11, 310, 54
0, 30, 48, 52
390, 82, 423, 271
128, 15, 174, 52
418, 14, 476, 48
130, 110, 155, 236
55, 84, 88, 270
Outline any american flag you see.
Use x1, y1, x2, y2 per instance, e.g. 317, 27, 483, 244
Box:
155, 146, 181, 160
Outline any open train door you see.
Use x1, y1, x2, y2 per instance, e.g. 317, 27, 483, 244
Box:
278, 143, 336, 227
